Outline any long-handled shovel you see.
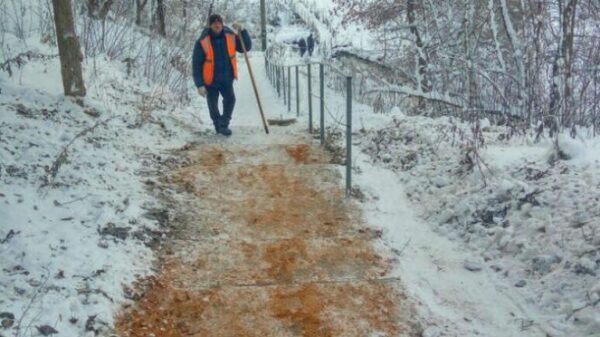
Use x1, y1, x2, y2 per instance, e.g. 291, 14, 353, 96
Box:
237, 30, 269, 134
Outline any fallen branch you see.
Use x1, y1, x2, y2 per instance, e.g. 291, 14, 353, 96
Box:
1, 51, 57, 77
41, 116, 116, 188
77, 287, 114, 303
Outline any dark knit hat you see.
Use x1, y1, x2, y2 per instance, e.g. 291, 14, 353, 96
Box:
208, 14, 223, 25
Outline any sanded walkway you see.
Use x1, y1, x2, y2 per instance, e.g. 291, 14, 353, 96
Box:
114, 128, 418, 337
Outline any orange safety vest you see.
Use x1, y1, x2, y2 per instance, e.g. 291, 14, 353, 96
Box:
199, 33, 238, 86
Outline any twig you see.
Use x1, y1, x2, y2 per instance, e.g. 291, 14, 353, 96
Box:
577, 247, 600, 258
15, 268, 50, 337
77, 287, 114, 303
396, 237, 412, 257
0, 51, 57, 77
134, 89, 165, 128
1, 229, 20, 244
54, 193, 91, 206
40, 116, 116, 189
566, 298, 600, 320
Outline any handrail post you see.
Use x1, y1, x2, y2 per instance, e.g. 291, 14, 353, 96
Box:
276, 66, 280, 97
319, 63, 325, 145
308, 63, 313, 133
282, 65, 286, 105
295, 65, 300, 117
287, 67, 291, 113
346, 76, 352, 196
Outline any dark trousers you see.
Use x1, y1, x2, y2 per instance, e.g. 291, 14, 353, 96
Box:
206, 83, 236, 129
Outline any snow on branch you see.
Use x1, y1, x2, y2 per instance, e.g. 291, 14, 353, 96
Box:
367, 85, 466, 109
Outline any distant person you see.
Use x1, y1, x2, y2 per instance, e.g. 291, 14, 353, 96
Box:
307, 34, 314, 56
298, 37, 307, 57
192, 14, 252, 136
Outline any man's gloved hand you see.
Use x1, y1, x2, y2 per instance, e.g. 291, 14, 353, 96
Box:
197, 87, 207, 97
232, 22, 243, 32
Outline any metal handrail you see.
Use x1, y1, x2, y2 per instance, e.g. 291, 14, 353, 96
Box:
265, 60, 349, 79
265, 53, 354, 197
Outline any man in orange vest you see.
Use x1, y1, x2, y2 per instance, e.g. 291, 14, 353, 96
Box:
192, 14, 252, 136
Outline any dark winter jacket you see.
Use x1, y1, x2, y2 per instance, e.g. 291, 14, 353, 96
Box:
298, 38, 307, 54
192, 26, 252, 89
307, 35, 314, 51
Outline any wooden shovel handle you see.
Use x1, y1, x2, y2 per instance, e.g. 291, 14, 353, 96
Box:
238, 30, 269, 134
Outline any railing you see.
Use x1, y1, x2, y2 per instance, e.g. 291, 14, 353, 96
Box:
264, 53, 354, 196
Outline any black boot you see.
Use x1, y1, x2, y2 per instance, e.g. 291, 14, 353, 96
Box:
220, 126, 232, 136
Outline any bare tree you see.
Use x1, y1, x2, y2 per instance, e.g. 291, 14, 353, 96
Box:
547, 0, 579, 137
52, 0, 86, 97
561, 0, 578, 130
406, 0, 429, 93
330, 0, 597, 143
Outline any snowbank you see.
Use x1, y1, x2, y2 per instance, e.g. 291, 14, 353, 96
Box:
355, 114, 600, 336
0, 32, 201, 336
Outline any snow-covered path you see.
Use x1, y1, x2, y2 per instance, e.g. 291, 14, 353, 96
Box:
114, 54, 420, 336
111, 54, 558, 337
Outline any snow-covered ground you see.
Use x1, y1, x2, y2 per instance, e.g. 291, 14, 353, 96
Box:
0, 31, 204, 335
349, 112, 600, 337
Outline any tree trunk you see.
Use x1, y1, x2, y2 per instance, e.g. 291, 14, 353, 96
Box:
547, 0, 578, 135
488, 0, 506, 71
499, 0, 526, 114
561, 0, 578, 128
594, 69, 598, 136
136, 0, 148, 26
208, 0, 215, 26
548, 43, 562, 137
156, 0, 166, 37
406, 0, 429, 92
52, 0, 86, 97
465, 0, 480, 113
